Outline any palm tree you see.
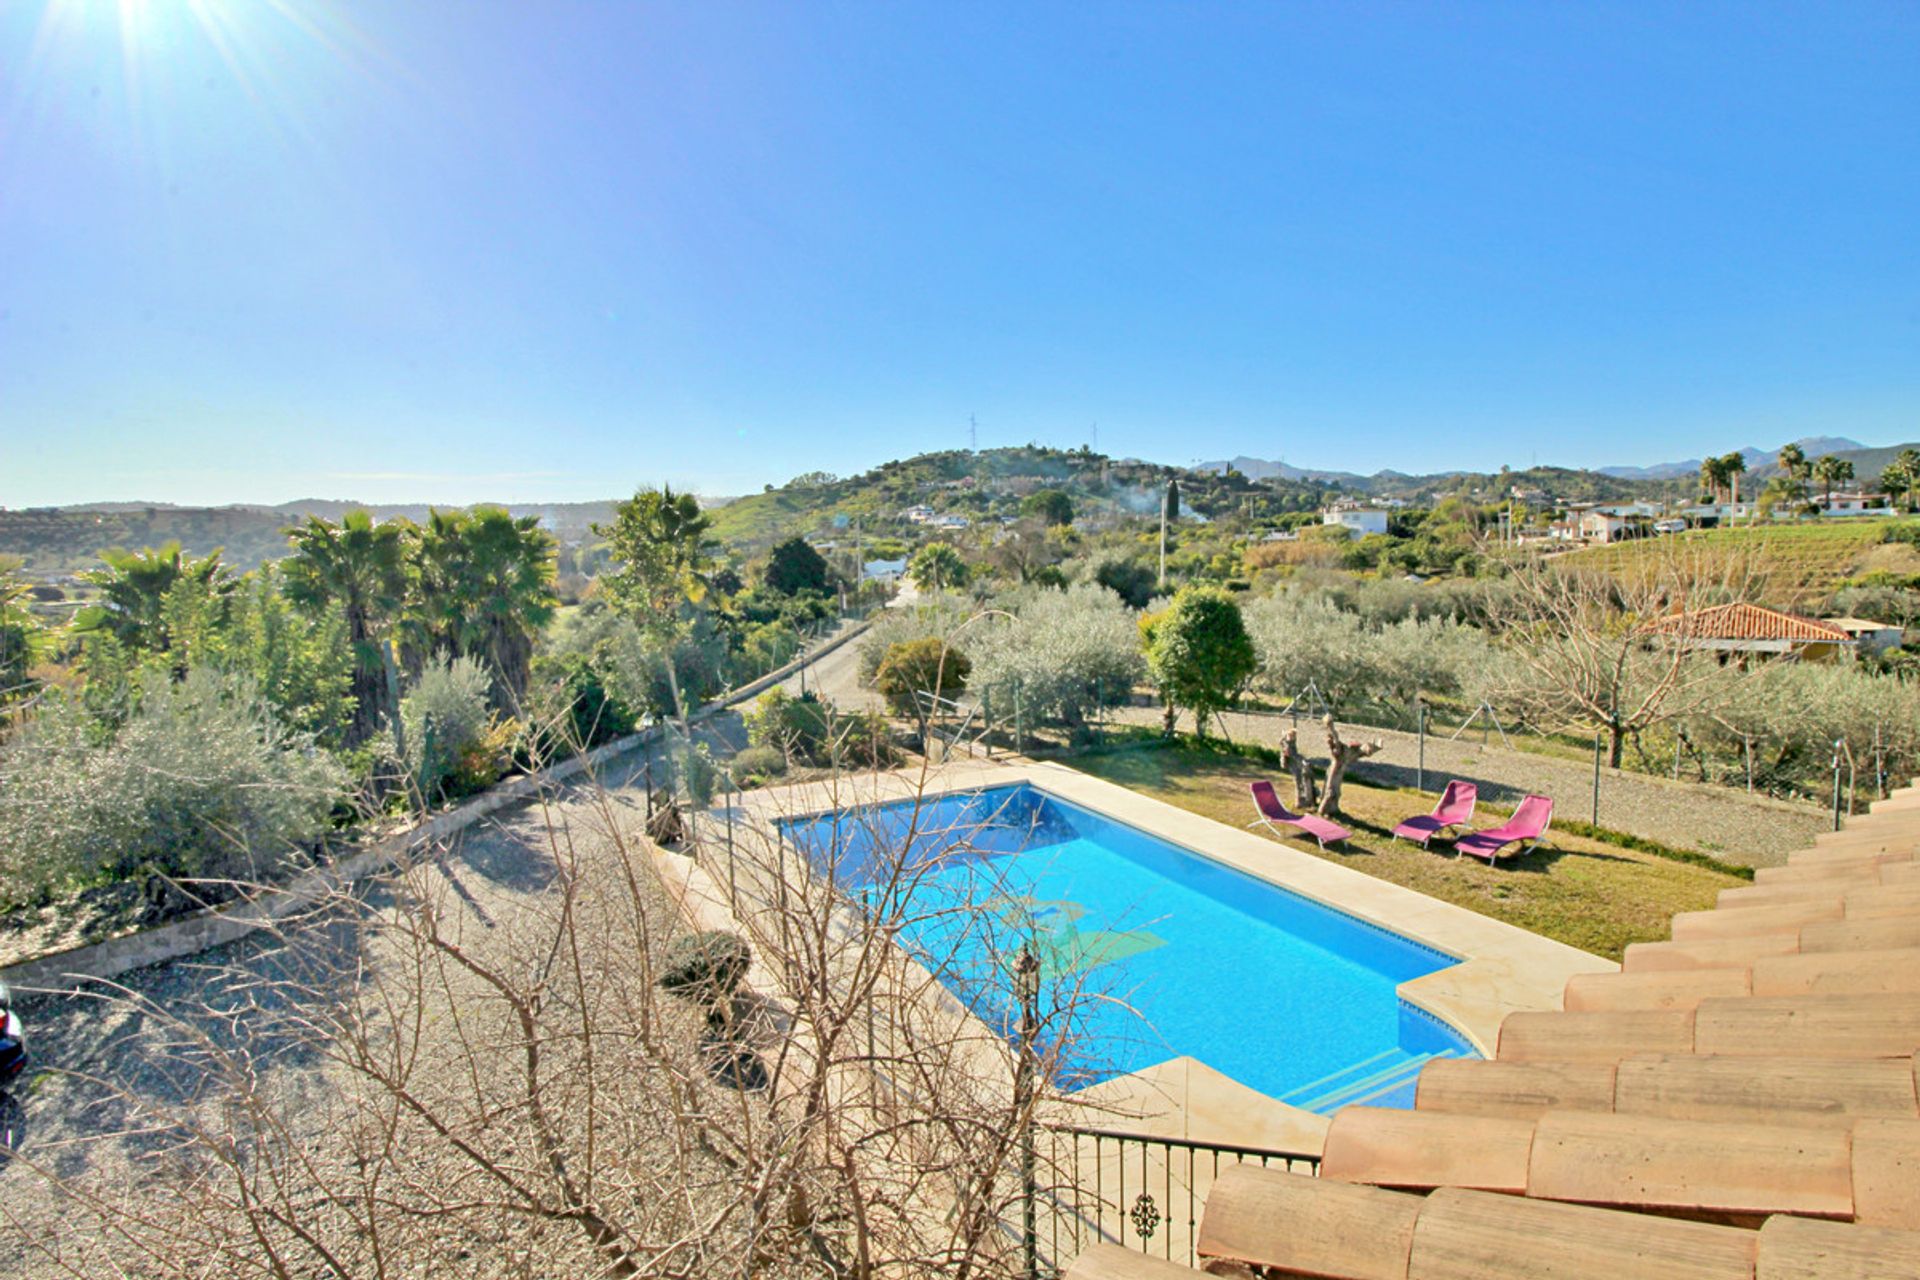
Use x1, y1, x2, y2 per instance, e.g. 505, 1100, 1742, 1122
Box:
283, 511, 414, 748
1721, 452, 1747, 514
75, 541, 233, 659
1891, 449, 1920, 512
1757, 474, 1800, 521
1777, 442, 1809, 505
1881, 462, 1913, 514
412, 506, 557, 707
1812, 454, 1855, 512
595, 486, 720, 730
1698, 456, 1730, 505
908, 542, 967, 592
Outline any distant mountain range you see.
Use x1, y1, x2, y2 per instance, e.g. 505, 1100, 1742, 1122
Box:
1595, 437, 1867, 481
1194, 436, 1919, 495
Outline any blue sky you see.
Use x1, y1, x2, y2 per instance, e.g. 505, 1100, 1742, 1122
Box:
2, 2, 1916, 506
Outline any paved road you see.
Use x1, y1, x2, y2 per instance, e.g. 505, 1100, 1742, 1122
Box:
773, 624, 881, 712
1107, 705, 1828, 869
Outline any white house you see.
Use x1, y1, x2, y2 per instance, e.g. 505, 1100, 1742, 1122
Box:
861, 558, 908, 584
1322, 508, 1389, 537
1819, 492, 1896, 517
1827, 617, 1906, 654
1579, 510, 1650, 543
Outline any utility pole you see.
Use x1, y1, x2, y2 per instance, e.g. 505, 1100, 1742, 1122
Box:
1159, 487, 1169, 591
968, 413, 977, 453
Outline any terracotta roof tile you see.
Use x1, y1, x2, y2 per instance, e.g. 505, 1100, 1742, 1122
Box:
1647, 602, 1852, 643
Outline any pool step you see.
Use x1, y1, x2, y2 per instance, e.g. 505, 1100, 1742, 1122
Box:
1284, 1048, 1469, 1115
1277, 1049, 1403, 1110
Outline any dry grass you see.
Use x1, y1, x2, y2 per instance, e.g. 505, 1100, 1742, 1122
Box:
1066, 744, 1747, 961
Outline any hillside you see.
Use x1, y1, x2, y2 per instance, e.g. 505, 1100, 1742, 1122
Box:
706, 446, 1340, 552
1564, 519, 1917, 608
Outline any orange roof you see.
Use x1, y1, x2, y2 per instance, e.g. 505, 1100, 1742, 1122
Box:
1647, 602, 1852, 644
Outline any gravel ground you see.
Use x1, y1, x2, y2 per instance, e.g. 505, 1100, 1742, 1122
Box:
1106, 705, 1829, 869
0, 780, 682, 1276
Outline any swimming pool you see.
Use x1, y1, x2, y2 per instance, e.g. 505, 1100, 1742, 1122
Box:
778, 783, 1477, 1112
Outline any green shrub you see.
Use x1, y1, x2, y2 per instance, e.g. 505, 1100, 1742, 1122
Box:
730, 744, 787, 783
681, 741, 719, 807
875, 637, 971, 716
1140, 586, 1257, 737
658, 930, 752, 1025
403, 657, 495, 797
744, 687, 893, 769
745, 688, 831, 755
528, 651, 638, 755
0, 670, 346, 907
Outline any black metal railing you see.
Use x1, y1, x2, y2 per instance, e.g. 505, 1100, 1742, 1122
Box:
1035, 1123, 1321, 1274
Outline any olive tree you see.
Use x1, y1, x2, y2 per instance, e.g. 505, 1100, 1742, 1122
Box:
0, 668, 345, 908
968, 584, 1144, 729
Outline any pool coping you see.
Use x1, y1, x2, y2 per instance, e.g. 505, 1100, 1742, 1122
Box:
728, 756, 1616, 1144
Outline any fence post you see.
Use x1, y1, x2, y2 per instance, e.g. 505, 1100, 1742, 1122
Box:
1014, 947, 1041, 1280
1416, 699, 1426, 793
1832, 739, 1845, 832
1591, 733, 1602, 827
724, 769, 737, 909
1015, 683, 1024, 757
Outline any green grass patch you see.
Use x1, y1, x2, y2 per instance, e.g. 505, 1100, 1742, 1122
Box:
1064, 739, 1747, 961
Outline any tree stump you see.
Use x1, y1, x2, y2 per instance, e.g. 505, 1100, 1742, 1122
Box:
1279, 729, 1319, 812
1320, 715, 1383, 817
646, 791, 687, 847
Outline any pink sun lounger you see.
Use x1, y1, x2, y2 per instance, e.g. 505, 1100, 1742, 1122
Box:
1452, 794, 1554, 864
1248, 780, 1351, 850
1390, 780, 1478, 849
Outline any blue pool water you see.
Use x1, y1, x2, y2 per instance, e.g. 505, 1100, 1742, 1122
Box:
779, 784, 1477, 1113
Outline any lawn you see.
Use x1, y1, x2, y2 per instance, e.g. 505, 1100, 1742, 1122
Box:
1065, 744, 1749, 961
